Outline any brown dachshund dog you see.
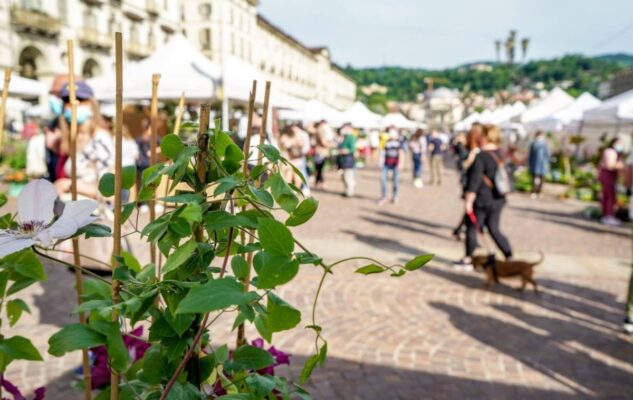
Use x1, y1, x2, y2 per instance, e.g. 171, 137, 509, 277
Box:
472, 252, 544, 292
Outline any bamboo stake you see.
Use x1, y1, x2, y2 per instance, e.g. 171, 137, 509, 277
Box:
67, 39, 92, 400
241, 80, 257, 176
0, 67, 11, 156
110, 32, 123, 400
173, 91, 185, 136
149, 74, 160, 266
195, 104, 211, 252
236, 80, 261, 348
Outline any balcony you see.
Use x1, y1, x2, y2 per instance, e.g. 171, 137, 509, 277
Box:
78, 29, 113, 51
146, 0, 160, 17
126, 41, 153, 59
10, 7, 61, 37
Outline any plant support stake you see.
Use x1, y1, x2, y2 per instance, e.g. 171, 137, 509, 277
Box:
149, 73, 160, 265
67, 39, 92, 400
0, 68, 10, 156
110, 31, 124, 400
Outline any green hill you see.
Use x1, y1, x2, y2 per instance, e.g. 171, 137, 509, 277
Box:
343, 54, 632, 102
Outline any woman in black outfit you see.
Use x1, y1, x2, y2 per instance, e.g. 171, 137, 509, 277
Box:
454, 124, 513, 270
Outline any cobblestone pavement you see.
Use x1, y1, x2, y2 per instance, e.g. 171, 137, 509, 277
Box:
4, 161, 633, 399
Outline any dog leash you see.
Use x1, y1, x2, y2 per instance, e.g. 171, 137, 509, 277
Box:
467, 211, 499, 282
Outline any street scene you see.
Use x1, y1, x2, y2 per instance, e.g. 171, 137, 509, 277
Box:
0, 0, 631, 399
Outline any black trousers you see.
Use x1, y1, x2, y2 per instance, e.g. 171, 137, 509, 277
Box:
532, 174, 544, 194
466, 200, 513, 258
315, 159, 327, 184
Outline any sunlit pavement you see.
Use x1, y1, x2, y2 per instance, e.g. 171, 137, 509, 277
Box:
5, 160, 633, 399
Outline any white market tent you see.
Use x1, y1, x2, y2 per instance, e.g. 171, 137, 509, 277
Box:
7, 75, 46, 98
88, 35, 219, 101
278, 99, 343, 126
520, 87, 574, 127
340, 101, 382, 129
529, 92, 601, 133
381, 112, 417, 130
454, 111, 481, 131
583, 88, 633, 124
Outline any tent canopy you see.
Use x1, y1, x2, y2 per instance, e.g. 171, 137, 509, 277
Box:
277, 99, 343, 125
88, 34, 219, 101
340, 101, 382, 129
528, 92, 601, 132
583, 88, 633, 124
381, 112, 417, 130
4, 73, 46, 98
520, 87, 574, 124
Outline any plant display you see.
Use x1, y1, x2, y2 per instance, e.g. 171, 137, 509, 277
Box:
0, 111, 432, 399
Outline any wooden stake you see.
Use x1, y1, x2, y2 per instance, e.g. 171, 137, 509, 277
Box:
149, 74, 160, 266
241, 80, 257, 175
174, 91, 185, 136
67, 39, 92, 400
195, 105, 211, 246
0, 68, 11, 156
236, 80, 265, 348
110, 32, 123, 400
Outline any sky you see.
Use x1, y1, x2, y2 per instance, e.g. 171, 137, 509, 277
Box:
258, 0, 633, 69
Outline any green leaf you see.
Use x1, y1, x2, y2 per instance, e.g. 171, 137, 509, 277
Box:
121, 203, 135, 224
98, 172, 115, 197
214, 176, 240, 195
295, 252, 322, 265
48, 324, 106, 356
6, 299, 30, 327
159, 193, 204, 203
213, 130, 234, 159
405, 254, 434, 271
0, 336, 42, 361
165, 310, 196, 337
257, 218, 294, 256
253, 251, 299, 289
89, 320, 130, 373
268, 173, 298, 212
355, 264, 385, 275
162, 239, 197, 274
261, 293, 301, 338
248, 185, 274, 208
231, 255, 249, 279
161, 134, 185, 160
0, 193, 7, 208
73, 299, 113, 314
222, 143, 244, 174
121, 251, 141, 273
246, 374, 276, 397
300, 353, 319, 383
141, 346, 163, 384
179, 203, 202, 223
121, 165, 136, 190
285, 198, 319, 227
176, 277, 256, 314
83, 278, 112, 301
232, 345, 275, 371
0, 271, 9, 298
79, 223, 112, 239
6, 276, 37, 295
258, 144, 281, 162
4, 249, 45, 281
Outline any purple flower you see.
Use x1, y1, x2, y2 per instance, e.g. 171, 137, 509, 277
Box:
250, 338, 291, 376
91, 326, 150, 389
0, 374, 45, 400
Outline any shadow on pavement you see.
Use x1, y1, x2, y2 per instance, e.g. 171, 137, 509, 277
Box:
508, 205, 629, 238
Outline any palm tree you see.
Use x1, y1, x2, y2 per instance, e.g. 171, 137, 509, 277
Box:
506, 30, 517, 66
521, 38, 530, 62
495, 40, 502, 63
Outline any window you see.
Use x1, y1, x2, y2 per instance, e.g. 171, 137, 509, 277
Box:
230, 33, 235, 54
83, 6, 96, 31
199, 3, 211, 17
130, 21, 139, 44
148, 28, 155, 49
199, 28, 211, 50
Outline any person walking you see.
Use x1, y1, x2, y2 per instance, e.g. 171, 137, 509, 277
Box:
623, 148, 633, 334
452, 124, 482, 241
409, 129, 427, 188
338, 123, 356, 197
379, 128, 405, 205
454, 124, 513, 270
528, 131, 551, 199
313, 120, 333, 190
598, 138, 624, 226
428, 130, 445, 185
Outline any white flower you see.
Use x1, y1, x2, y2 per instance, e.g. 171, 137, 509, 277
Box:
0, 179, 98, 258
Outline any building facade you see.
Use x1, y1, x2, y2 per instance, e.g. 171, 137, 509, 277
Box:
0, 0, 355, 110
0, 0, 179, 91
182, 0, 356, 109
